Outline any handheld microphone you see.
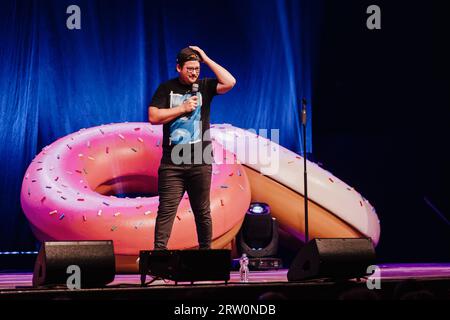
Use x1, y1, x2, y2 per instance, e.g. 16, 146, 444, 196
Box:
192, 83, 199, 95
190, 83, 199, 110
184, 83, 199, 117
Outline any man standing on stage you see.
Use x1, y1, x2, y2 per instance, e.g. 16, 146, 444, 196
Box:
148, 46, 236, 250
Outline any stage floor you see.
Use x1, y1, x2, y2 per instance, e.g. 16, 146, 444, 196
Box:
1, 263, 449, 300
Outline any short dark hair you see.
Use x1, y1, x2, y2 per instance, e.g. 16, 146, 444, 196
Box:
176, 47, 201, 67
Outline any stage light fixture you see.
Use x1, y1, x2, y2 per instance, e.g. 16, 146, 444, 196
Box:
236, 203, 281, 269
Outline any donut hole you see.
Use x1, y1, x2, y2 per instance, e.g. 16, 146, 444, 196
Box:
82, 144, 160, 199
94, 174, 158, 198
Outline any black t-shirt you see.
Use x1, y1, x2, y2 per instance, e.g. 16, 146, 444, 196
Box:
150, 77, 219, 164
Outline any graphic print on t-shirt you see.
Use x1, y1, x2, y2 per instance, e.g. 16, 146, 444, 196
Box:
169, 91, 203, 145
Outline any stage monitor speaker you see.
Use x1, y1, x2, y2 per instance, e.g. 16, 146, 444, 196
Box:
287, 238, 376, 281
139, 249, 231, 284
33, 241, 116, 288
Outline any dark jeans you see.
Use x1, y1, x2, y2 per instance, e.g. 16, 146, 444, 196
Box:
154, 163, 212, 250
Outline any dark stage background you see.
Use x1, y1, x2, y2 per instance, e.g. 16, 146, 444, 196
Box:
0, 0, 448, 263
313, 1, 449, 262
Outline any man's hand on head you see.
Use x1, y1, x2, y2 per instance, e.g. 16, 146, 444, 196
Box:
189, 46, 208, 62
187, 45, 236, 94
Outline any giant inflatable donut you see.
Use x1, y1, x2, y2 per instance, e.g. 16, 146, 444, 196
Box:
210, 124, 381, 246
20, 123, 252, 259
21, 122, 381, 272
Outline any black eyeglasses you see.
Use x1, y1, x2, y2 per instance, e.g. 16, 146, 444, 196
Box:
186, 67, 200, 74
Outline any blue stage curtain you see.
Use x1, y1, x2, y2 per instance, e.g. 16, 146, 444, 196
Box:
0, 0, 320, 251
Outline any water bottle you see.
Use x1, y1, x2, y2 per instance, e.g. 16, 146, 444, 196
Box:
239, 253, 249, 282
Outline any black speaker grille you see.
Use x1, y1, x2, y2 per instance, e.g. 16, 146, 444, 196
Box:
288, 238, 376, 281
33, 241, 115, 288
